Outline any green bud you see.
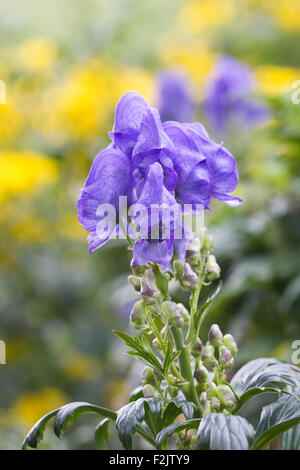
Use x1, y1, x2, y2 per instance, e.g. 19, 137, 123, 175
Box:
130, 260, 146, 275
199, 392, 207, 407
202, 230, 214, 252
141, 367, 155, 386
185, 238, 201, 265
168, 385, 178, 398
219, 345, 234, 369
216, 385, 237, 411
191, 338, 204, 357
177, 303, 190, 324
205, 254, 221, 281
130, 300, 147, 329
195, 363, 209, 384
210, 396, 221, 412
208, 324, 223, 347
173, 259, 184, 279
201, 344, 218, 369
162, 301, 184, 327
196, 381, 209, 393
128, 275, 141, 292
223, 334, 238, 358
140, 278, 156, 304
143, 384, 160, 398
206, 381, 218, 400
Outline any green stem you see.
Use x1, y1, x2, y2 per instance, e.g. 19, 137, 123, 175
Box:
170, 326, 202, 414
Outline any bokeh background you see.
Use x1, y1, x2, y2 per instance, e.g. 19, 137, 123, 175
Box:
0, 0, 300, 449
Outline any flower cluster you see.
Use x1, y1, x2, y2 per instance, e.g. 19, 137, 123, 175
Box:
204, 55, 270, 135
78, 91, 242, 267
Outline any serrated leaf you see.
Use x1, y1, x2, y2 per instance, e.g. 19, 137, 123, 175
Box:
116, 398, 163, 450
280, 423, 300, 450
95, 418, 110, 450
230, 358, 300, 410
156, 419, 201, 449
197, 413, 255, 450
53, 402, 117, 438
22, 409, 59, 449
252, 395, 300, 450
162, 398, 196, 427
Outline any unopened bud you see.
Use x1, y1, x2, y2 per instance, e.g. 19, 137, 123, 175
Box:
223, 334, 238, 358
216, 385, 237, 411
219, 345, 234, 369
177, 303, 190, 324
140, 278, 156, 304
210, 397, 221, 412
143, 384, 160, 398
185, 238, 201, 265
199, 392, 207, 407
205, 255, 221, 281
141, 367, 155, 386
191, 338, 204, 357
208, 324, 223, 347
128, 275, 141, 292
195, 364, 209, 384
162, 301, 184, 327
130, 300, 147, 329
201, 344, 218, 369
131, 260, 146, 275
207, 381, 217, 400
173, 259, 184, 279
202, 230, 214, 252
183, 263, 199, 288
168, 385, 178, 398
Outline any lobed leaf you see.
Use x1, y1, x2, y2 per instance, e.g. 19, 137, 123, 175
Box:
156, 419, 201, 450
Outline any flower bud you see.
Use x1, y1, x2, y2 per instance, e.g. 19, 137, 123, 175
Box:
143, 384, 160, 398
128, 275, 141, 292
195, 363, 209, 384
141, 367, 155, 386
191, 338, 204, 357
173, 259, 184, 279
201, 344, 218, 369
210, 396, 221, 412
185, 238, 201, 265
130, 300, 147, 329
177, 303, 190, 324
162, 301, 184, 327
202, 230, 214, 252
168, 385, 178, 398
219, 345, 234, 369
223, 334, 238, 358
130, 260, 146, 275
208, 324, 223, 347
206, 381, 217, 400
205, 255, 221, 281
140, 278, 156, 304
216, 385, 237, 411
183, 263, 199, 289
199, 392, 207, 407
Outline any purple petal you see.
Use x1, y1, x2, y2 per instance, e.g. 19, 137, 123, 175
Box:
132, 238, 174, 268
110, 91, 149, 156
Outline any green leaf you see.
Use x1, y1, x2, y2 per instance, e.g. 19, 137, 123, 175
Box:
189, 283, 221, 344
95, 418, 110, 450
129, 386, 144, 402
114, 330, 164, 373
22, 409, 59, 449
152, 263, 169, 299
252, 395, 300, 450
280, 423, 300, 450
53, 402, 117, 438
162, 398, 196, 427
156, 419, 201, 450
116, 397, 163, 450
197, 413, 255, 450
230, 358, 299, 410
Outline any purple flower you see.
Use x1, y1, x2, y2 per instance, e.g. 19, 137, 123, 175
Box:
204, 55, 269, 135
156, 68, 195, 123
78, 91, 242, 267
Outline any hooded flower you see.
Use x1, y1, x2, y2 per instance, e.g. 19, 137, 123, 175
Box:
78, 90, 242, 266
204, 55, 270, 135
156, 68, 195, 123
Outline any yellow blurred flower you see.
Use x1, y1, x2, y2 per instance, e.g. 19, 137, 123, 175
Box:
0, 97, 24, 143
17, 37, 58, 73
255, 65, 300, 95
58, 213, 87, 241
263, 0, 300, 32
11, 387, 67, 425
180, 0, 236, 34
0, 151, 58, 200
60, 353, 101, 381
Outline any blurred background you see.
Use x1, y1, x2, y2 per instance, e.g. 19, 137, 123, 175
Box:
0, 0, 300, 449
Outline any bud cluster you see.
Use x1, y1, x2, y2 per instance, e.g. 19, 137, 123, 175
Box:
193, 324, 238, 413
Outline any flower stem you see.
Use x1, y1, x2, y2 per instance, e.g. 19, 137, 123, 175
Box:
170, 326, 201, 413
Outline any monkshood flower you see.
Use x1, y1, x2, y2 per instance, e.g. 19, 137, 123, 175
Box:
204, 55, 269, 135
156, 68, 195, 123
78, 91, 242, 267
